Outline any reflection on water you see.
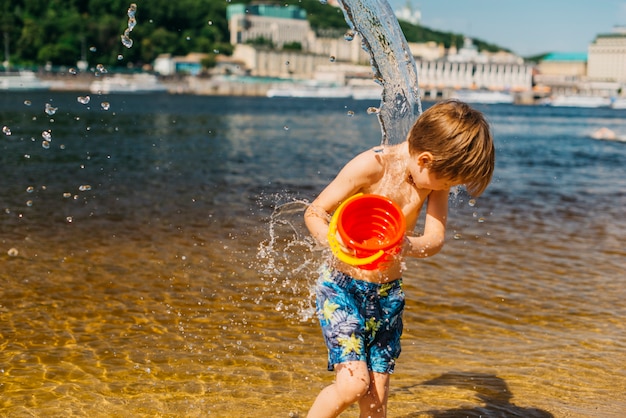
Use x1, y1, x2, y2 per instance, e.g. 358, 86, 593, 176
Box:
1, 92, 625, 417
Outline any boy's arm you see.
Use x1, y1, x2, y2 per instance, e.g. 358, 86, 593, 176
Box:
304, 150, 383, 246
404, 188, 449, 258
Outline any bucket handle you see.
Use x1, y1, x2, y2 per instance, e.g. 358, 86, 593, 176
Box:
327, 193, 385, 266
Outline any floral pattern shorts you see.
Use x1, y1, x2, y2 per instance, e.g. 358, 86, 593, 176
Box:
315, 266, 405, 374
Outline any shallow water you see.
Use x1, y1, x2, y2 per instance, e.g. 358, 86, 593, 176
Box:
1, 92, 625, 417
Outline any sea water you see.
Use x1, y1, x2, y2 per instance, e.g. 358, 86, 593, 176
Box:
1, 92, 625, 417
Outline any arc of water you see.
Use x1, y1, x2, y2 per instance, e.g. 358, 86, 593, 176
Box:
335, 0, 422, 145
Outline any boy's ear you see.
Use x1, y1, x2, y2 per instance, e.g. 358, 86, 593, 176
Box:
416, 152, 434, 167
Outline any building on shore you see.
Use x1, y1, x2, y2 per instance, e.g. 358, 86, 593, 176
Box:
150, 3, 626, 102
222, 3, 534, 100
587, 26, 626, 87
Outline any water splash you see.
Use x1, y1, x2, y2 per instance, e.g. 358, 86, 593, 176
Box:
336, 0, 421, 145
44, 103, 58, 116
255, 199, 321, 321
121, 4, 137, 49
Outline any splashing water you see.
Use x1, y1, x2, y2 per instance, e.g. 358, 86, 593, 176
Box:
255, 199, 321, 321
335, 0, 421, 145
121, 4, 137, 49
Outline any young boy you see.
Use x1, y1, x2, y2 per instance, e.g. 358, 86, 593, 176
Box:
303, 99, 495, 418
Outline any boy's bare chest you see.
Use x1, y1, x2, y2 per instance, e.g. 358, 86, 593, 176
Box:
367, 176, 427, 230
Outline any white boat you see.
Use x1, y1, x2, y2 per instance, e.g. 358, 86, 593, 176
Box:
351, 86, 383, 100
90, 73, 168, 94
0, 71, 51, 91
589, 127, 626, 142
267, 82, 352, 98
451, 89, 514, 104
610, 98, 626, 109
549, 95, 611, 108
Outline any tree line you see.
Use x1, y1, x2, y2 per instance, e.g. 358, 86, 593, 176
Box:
0, 0, 513, 71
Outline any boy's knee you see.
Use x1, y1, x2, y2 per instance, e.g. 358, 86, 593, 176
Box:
335, 365, 370, 402
336, 377, 370, 403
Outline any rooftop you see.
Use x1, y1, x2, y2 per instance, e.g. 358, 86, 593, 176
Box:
542, 52, 587, 62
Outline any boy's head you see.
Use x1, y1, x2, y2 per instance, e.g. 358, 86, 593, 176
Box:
407, 99, 495, 196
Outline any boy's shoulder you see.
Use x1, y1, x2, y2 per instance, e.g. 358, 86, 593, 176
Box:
344, 144, 407, 183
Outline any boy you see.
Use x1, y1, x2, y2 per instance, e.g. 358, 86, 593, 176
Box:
303, 99, 495, 418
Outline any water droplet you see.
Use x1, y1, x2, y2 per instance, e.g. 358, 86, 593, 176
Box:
329, 55, 336, 62
44, 103, 57, 115
283, 125, 289, 131
42, 131, 52, 141
2, 126, 11, 136
347, 110, 355, 117
42, 140, 50, 149
285, 61, 290, 66
468, 199, 476, 207
101, 102, 111, 110
453, 233, 462, 240
344, 30, 355, 41
26, 200, 33, 207
26, 186, 34, 193
186, 36, 191, 41
96, 64, 107, 74
78, 185, 92, 192
117, 54, 124, 60
121, 35, 133, 49
127, 3, 137, 19
66, 216, 73, 223
207, 20, 213, 25
7, 248, 18, 257
24, 100, 32, 106
121, 4, 138, 48
77, 96, 91, 105
367, 107, 379, 114
478, 217, 485, 223
69, 68, 77, 75
89, 46, 97, 52
63, 193, 72, 198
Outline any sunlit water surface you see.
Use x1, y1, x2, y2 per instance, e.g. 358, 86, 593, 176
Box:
1, 93, 625, 417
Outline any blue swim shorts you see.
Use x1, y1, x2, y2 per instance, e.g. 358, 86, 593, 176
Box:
315, 266, 405, 374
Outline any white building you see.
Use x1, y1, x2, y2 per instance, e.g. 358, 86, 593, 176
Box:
587, 27, 626, 83
395, 1, 421, 25
227, 4, 313, 50
416, 60, 533, 92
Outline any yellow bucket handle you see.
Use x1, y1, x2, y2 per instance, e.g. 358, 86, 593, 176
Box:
327, 193, 385, 266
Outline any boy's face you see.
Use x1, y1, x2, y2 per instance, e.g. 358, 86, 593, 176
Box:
408, 153, 461, 191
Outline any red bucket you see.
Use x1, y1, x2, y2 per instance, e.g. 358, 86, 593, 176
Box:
333, 194, 406, 270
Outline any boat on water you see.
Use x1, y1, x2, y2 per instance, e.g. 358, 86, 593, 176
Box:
0, 71, 51, 91
589, 127, 626, 142
266, 82, 352, 98
350, 86, 383, 101
450, 89, 514, 104
266, 81, 383, 100
548, 95, 611, 108
90, 73, 168, 94
610, 97, 626, 109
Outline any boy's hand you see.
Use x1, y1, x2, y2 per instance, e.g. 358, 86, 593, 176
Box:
335, 232, 354, 256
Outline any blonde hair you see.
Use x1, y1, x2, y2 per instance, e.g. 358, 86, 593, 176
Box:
407, 99, 495, 196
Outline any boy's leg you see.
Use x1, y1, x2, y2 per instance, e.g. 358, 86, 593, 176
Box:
358, 371, 390, 418
307, 361, 370, 418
